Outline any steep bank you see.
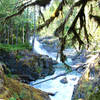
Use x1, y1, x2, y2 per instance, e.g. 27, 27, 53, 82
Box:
72, 53, 100, 100
0, 62, 51, 100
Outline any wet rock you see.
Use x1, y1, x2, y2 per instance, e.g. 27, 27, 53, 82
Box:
39, 36, 59, 52
0, 49, 55, 83
71, 77, 77, 81
60, 77, 68, 84
94, 87, 99, 93
89, 65, 95, 78
77, 66, 86, 73
47, 92, 58, 96
78, 92, 85, 99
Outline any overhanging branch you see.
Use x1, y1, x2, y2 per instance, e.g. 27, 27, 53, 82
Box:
37, 0, 67, 31
4, 0, 52, 20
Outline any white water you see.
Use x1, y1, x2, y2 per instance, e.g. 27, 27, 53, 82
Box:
30, 37, 48, 55
29, 37, 61, 62
29, 37, 81, 100
30, 68, 81, 100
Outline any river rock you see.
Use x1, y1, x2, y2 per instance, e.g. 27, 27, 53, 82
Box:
39, 36, 60, 52
60, 77, 68, 84
71, 77, 77, 81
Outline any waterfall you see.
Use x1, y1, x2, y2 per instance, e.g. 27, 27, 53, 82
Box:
29, 36, 61, 62
29, 37, 48, 55
29, 37, 77, 65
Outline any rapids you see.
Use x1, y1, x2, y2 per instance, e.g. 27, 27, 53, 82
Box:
29, 37, 82, 100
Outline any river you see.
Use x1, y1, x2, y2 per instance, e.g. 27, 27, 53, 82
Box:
29, 38, 82, 100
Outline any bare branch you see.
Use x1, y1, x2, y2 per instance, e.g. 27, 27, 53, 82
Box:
37, 0, 67, 31
39, 7, 45, 22
54, 4, 74, 37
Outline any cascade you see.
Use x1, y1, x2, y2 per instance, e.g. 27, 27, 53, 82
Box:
29, 37, 82, 100
30, 36, 61, 62
30, 37, 48, 55
32, 6, 36, 52
29, 4, 81, 100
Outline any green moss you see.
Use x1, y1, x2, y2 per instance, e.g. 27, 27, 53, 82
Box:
16, 55, 24, 60
76, 81, 93, 99
9, 97, 16, 100
0, 43, 32, 52
9, 89, 31, 100
0, 74, 49, 100
6, 72, 19, 80
96, 65, 100, 69
36, 67, 42, 74
89, 86, 100, 100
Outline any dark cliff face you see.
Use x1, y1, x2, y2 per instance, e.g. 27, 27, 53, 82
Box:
0, 63, 51, 100
0, 49, 55, 83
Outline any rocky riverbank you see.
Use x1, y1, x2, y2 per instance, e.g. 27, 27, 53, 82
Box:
0, 48, 58, 100
0, 49, 56, 83
72, 53, 100, 100
0, 63, 51, 100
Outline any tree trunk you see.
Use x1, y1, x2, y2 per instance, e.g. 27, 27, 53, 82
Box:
26, 23, 29, 42
16, 27, 18, 44
26, 8, 30, 43
22, 26, 25, 44
11, 28, 13, 45
4, 24, 7, 44
7, 26, 10, 44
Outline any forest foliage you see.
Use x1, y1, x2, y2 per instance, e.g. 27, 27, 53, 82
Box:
0, 0, 100, 63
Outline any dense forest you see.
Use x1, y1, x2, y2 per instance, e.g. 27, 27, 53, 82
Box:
0, 0, 100, 60
0, 0, 100, 100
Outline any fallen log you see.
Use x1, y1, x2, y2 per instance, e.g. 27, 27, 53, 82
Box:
32, 72, 69, 86
47, 92, 58, 96
31, 65, 83, 86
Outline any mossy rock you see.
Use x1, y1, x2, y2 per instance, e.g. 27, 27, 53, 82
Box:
72, 55, 100, 100
3, 78, 50, 100
88, 86, 100, 100
0, 63, 50, 100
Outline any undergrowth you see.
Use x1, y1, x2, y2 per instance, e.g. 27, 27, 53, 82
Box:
0, 43, 32, 51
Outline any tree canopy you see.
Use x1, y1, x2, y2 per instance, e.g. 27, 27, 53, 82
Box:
0, 0, 100, 64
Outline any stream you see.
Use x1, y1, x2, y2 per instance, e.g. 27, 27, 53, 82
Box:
29, 38, 82, 100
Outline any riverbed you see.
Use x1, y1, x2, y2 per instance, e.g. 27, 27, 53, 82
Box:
29, 38, 82, 100
30, 66, 81, 100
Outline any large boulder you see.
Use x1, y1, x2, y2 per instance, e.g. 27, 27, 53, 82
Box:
0, 62, 51, 100
0, 49, 55, 83
16, 54, 55, 82
60, 77, 68, 84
